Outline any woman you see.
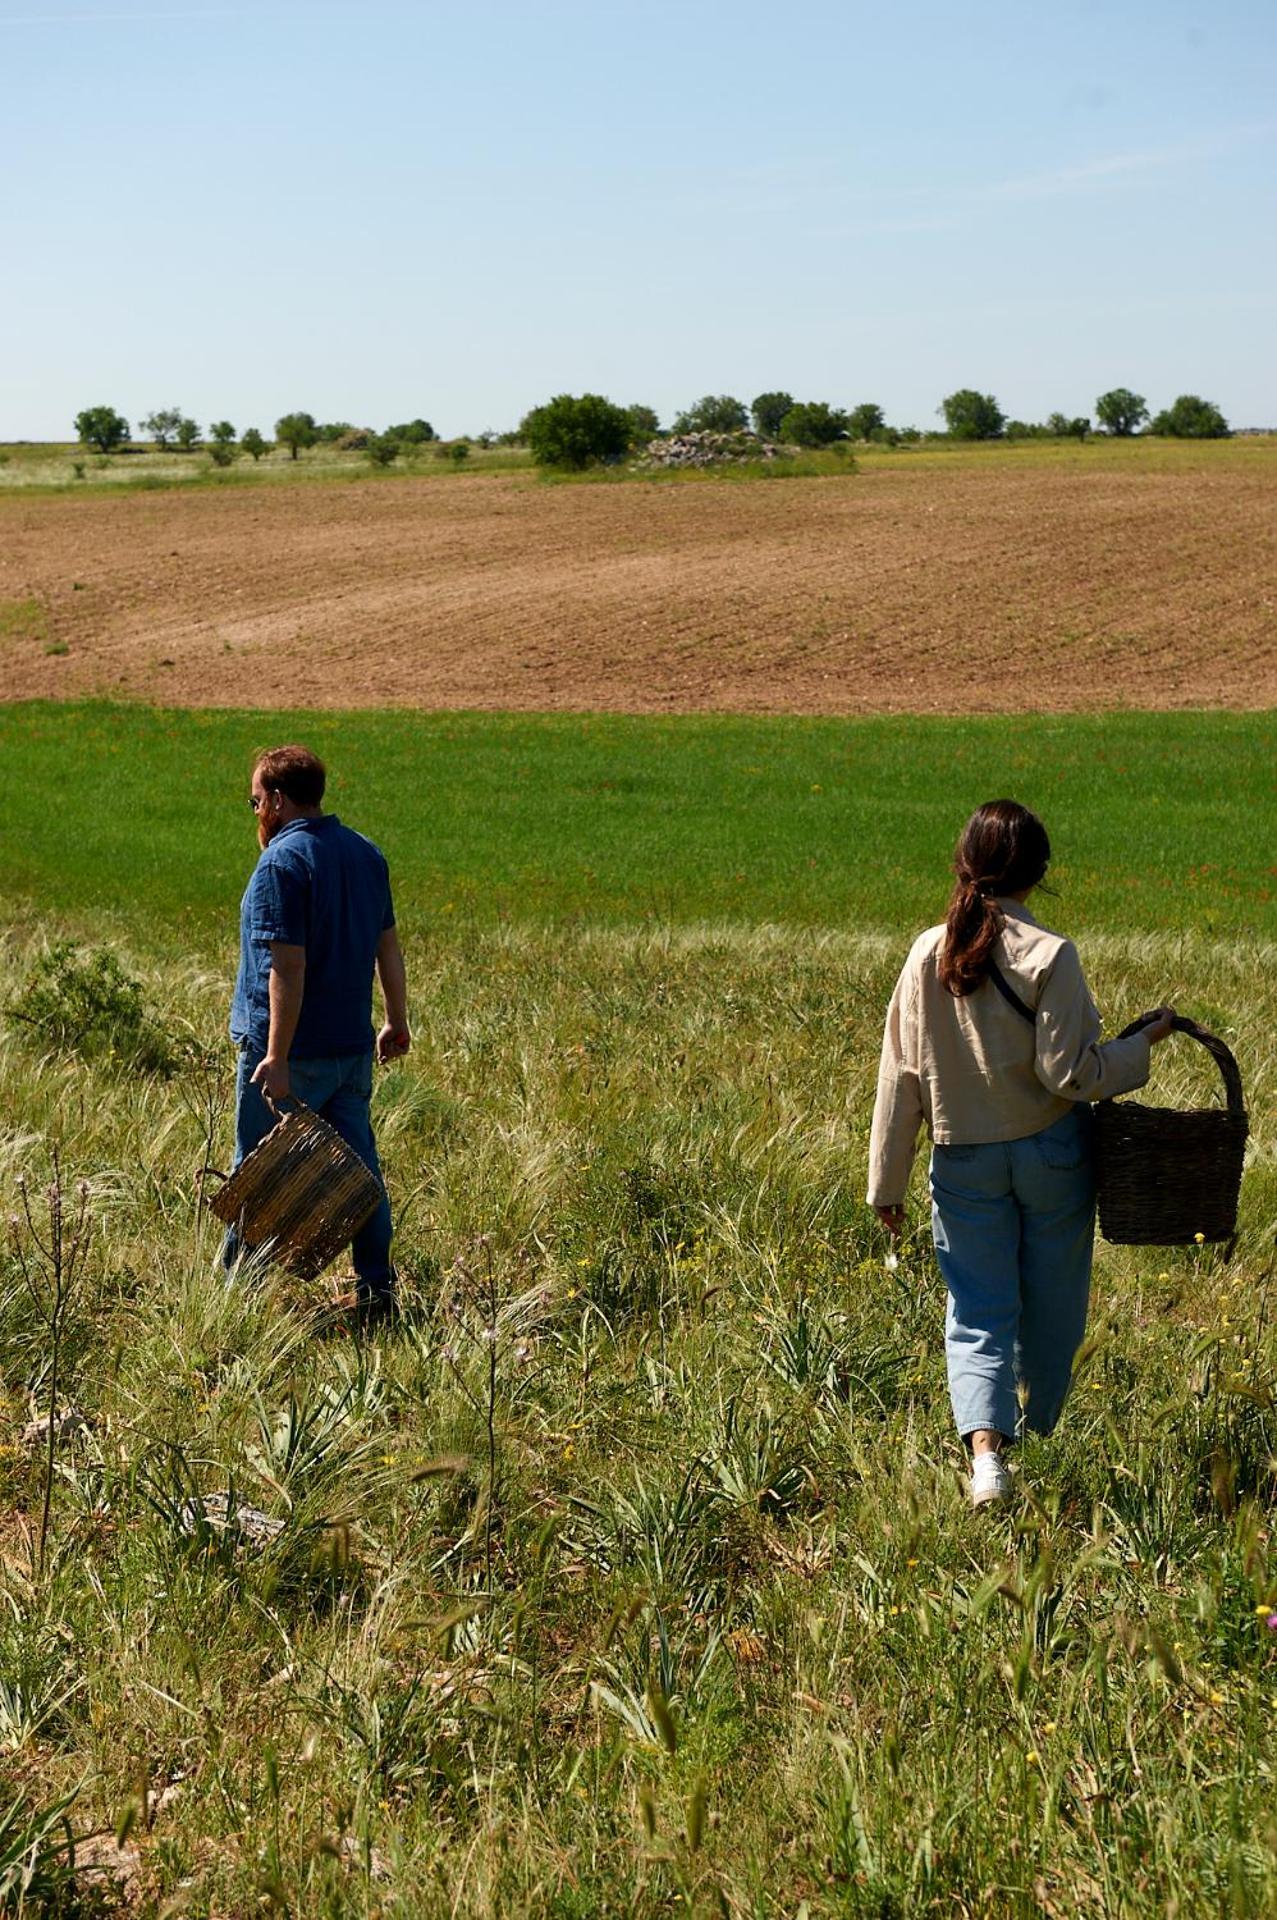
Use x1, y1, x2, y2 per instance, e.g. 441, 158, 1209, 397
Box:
867, 800, 1174, 1506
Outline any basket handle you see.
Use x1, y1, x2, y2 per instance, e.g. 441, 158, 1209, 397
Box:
1118, 1013, 1246, 1116
261, 1090, 311, 1121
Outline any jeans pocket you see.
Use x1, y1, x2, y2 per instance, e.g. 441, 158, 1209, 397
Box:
1034, 1112, 1089, 1171
935, 1142, 978, 1164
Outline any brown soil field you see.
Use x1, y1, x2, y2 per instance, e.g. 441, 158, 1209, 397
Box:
2, 448, 1274, 712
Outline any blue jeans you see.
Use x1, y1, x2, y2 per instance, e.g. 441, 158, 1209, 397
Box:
929, 1106, 1095, 1442
225, 1047, 394, 1301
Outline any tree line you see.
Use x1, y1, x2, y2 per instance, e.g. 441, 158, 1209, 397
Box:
71, 385, 1232, 467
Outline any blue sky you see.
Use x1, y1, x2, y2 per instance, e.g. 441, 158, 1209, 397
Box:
3, 0, 1274, 439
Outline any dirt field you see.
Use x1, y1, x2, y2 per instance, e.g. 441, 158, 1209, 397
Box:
2, 446, 1274, 712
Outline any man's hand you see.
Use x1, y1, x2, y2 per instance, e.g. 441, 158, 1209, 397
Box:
873, 1203, 905, 1237
250, 1054, 291, 1106
377, 1022, 411, 1065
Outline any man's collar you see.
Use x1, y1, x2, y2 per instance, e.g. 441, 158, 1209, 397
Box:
273, 812, 335, 838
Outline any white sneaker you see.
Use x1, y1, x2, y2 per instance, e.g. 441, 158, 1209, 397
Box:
970, 1451, 1013, 1508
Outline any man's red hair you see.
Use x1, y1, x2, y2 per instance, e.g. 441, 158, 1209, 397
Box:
253, 745, 326, 807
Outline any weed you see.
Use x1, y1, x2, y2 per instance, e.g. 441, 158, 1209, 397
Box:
7, 941, 182, 1074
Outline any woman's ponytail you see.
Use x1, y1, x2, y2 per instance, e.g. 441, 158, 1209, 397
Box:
938, 801, 1051, 998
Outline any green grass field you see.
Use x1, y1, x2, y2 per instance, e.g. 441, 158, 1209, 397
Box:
1, 702, 1274, 1915
1, 704, 1273, 943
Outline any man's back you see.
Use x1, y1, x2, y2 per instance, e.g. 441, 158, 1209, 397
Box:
231, 815, 394, 1058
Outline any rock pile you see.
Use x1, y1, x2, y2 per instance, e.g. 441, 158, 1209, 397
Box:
635, 430, 791, 470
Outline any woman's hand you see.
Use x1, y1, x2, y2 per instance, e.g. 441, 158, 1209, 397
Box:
1143, 1005, 1177, 1044
873, 1204, 905, 1237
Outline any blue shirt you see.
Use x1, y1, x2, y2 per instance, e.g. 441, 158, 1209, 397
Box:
230, 815, 395, 1059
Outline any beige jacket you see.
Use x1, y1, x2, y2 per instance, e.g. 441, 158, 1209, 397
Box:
866, 901, 1152, 1207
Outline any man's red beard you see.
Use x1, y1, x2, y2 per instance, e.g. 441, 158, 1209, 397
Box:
257, 811, 280, 850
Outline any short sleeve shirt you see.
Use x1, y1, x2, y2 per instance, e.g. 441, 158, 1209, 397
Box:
229, 815, 395, 1058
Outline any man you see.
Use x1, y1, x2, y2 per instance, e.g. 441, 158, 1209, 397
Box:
227, 744, 409, 1322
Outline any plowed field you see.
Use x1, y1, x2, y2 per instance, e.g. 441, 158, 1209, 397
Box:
2, 446, 1274, 711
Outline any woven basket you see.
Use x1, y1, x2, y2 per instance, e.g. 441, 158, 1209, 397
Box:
208, 1097, 383, 1280
1094, 1015, 1247, 1246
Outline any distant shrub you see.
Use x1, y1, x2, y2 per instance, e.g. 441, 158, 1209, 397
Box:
240, 428, 268, 461
274, 412, 318, 460
388, 418, 436, 445
751, 391, 794, 438
71, 461, 86, 479
208, 444, 236, 467
520, 394, 632, 469
1150, 395, 1230, 439
315, 421, 354, 443
74, 405, 130, 454
847, 402, 886, 441
625, 404, 660, 445
335, 428, 371, 450
1095, 388, 1148, 436
673, 394, 749, 434
366, 432, 401, 466
940, 389, 1005, 440
449, 440, 471, 465
8, 943, 180, 1074
780, 401, 849, 448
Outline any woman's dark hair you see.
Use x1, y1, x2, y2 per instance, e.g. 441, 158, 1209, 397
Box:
939, 800, 1051, 997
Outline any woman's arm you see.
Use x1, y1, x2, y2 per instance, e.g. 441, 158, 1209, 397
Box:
1035, 941, 1173, 1101
866, 967, 924, 1216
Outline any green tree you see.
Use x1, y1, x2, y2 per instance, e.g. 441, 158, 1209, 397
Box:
940, 390, 1005, 440
1095, 388, 1148, 436
449, 440, 471, 465
1149, 394, 1230, 439
141, 407, 183, 450
209, 420, 236, 447
779, 401, 849, 447
73, 406, 129, 454
274, 411, 318, 460
1047, 412, 1089, 440
625, 404, 660, 446
751, 391, 794, 438
175, 417, 201, 451
366, 431, 401, 467
519, 393, 632, 469
388, 418, 436, 445
672, 394, 749, 434
847, 402, 885, 441
315, 421, 353, 444
240, 428, 268, 461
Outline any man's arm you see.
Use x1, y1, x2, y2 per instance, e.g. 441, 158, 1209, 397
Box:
250, 942, 306, 1102
375, 926, 410, 1064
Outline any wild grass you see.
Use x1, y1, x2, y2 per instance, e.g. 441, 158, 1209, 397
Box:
0, 442, 534, 498
3, 434, 1273, 501
0, 899, 1273, 1914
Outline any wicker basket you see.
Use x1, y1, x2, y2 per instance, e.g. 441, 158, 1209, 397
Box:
208, 1097, 383, 1280
1094, 1015, 1248, 1246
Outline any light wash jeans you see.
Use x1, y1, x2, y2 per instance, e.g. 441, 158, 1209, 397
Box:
929, 1105, 1095, 1442
224, 1047, 394, 1303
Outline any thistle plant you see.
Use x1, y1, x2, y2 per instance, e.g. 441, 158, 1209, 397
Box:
9, 1148, 91, 1577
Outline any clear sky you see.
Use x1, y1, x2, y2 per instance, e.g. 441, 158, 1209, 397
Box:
3, 0, 1274, 440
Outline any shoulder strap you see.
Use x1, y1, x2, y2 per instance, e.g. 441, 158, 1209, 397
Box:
987, 958, 1036, 1024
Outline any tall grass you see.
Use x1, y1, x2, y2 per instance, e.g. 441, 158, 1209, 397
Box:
0, 904, 1273, 1914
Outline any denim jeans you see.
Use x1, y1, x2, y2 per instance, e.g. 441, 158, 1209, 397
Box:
225, 1047, 394, 1302
929, 1105, 1095, 1442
